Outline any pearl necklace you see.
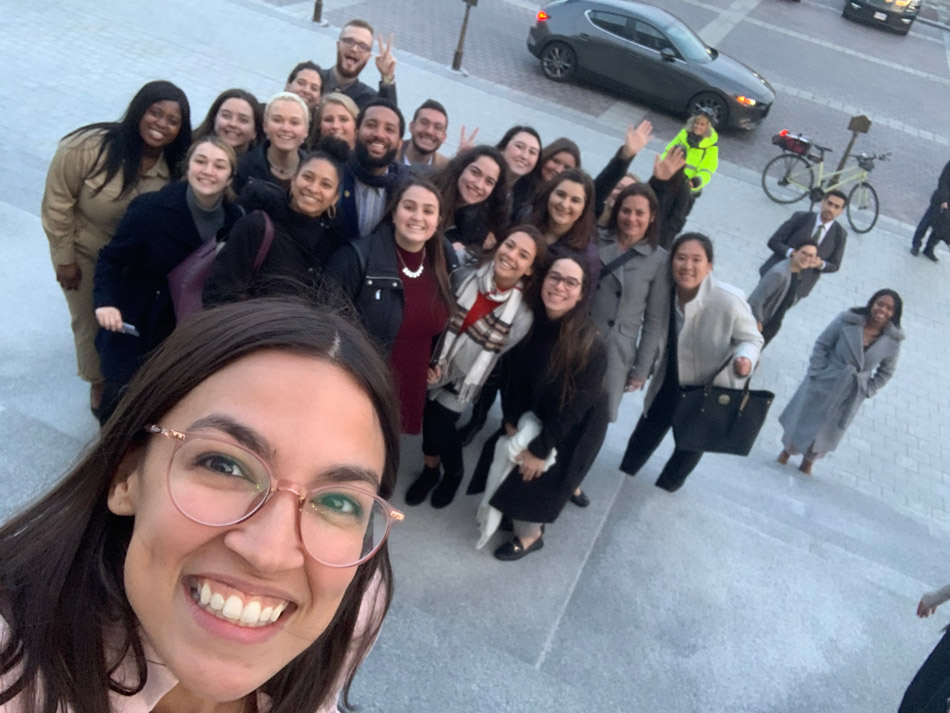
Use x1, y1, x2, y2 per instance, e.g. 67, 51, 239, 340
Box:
396, 249, 424, 279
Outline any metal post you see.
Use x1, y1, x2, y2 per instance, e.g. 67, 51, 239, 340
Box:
827, 115, 872, 189
452, 2, 474, 72
312, 0, 325, 24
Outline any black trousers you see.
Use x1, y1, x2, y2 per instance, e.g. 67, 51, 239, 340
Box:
619, 379, 703, 492
898, 628, 950, 713
421, 399, 464, 477
912, 204, 935, 250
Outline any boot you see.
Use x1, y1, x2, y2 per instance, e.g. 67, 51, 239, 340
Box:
430, 472, 463, 509
924, 247, 939, 262
799, 459, 814, 476
405, 465, 441, 506
777, 449, 791, 465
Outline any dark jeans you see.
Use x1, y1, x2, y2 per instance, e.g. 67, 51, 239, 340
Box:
913, 204, 935, 250
421, 399, 464, 477
898, 628, 950, 713
619, 381, 703, 492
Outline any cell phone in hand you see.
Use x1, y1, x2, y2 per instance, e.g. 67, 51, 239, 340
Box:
121, 322, 140, 337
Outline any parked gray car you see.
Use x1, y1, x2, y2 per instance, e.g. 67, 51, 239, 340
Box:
527, 0, 775, 130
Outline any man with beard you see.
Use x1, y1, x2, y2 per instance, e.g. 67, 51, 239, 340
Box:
758, 190, 848, 299
321, 19, 397, 111
399, 100, 449, 174
337, 99, 408, 238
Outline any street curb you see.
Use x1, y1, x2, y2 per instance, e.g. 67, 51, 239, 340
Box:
917, 16, 950, 31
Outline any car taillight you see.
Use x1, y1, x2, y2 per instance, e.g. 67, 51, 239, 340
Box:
779, 129, 789, 136
537, 10, 549, 21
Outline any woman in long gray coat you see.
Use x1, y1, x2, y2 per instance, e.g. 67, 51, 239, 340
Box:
591, 182, 669, 421
778, 288, 904, 475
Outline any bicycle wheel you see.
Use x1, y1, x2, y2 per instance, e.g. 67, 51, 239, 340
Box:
761, 154, 813, 204
847, 182, 879, 234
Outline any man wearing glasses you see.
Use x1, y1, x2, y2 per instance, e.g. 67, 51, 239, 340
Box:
322, 19, 398, 110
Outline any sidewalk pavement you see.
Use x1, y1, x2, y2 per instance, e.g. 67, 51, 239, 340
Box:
2, 0, 950, 710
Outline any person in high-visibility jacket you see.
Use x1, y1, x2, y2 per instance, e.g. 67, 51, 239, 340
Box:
661, 111, 719, 196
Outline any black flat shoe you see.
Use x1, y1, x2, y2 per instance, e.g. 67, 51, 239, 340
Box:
569, 490, 590, 508
493, 536, 544, 561
405, 466, 441, 506
924, 248, 939, 262
430, 473, 462, 509
910, 246, 920, 256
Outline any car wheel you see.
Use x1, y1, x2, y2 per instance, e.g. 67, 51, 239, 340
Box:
540, 42, 577, 82
687, 92, 729, 128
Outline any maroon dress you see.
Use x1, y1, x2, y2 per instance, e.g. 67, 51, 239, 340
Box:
389, 245, 449, 434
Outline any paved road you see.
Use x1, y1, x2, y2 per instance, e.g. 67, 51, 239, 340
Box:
4, 0, 950, 711
294, 0, 950, 226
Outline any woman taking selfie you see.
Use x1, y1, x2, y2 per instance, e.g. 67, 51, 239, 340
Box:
41, 80, 191, 417
94, 136, 244, 425
481, 256, 608, 561
327, 179, 455, 434
496, 125, 542, 221
778, 289, 904, 475
0, 298, 403, 713
591, 182, 669, 423
192, 88, 265, 156
619, 233, 763, 493
405, 225, 545, 509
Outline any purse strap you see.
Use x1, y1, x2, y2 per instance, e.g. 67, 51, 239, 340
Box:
601, 245, 640, 278
704, 354, 757, 392
253, 211, 275, 270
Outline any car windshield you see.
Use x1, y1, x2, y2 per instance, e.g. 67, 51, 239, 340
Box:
664, 21, 713, 63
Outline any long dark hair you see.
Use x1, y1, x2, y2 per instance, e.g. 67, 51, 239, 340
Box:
496, 125, 543, 205
607, 182, 660, 249
65, 80, 192, 195
483, 224, 547, 294
853, 288, 903, 327
193, 88, 265, 152
529, 169, 596, 252
433, 145, 509, 236
0, 299, 400, 713
384, 179, 456, 312
533, 255, 598, 410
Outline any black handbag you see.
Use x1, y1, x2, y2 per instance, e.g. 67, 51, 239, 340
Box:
671, 356, 774, 456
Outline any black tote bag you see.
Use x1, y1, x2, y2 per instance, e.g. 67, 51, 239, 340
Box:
671, 357, 774, 456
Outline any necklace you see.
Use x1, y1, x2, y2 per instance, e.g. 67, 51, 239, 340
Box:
396, 248, 424, 278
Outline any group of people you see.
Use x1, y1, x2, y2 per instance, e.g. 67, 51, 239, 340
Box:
18, 15, 917, 713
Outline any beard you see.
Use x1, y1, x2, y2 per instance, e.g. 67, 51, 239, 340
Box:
355, 140, 398, 169
336, 49, 368, 81
411, 136, 438, 157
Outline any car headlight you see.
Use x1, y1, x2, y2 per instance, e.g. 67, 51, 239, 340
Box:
735, 95, 757, 106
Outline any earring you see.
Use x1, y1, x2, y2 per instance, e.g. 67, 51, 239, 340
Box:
326, 203, 337, 220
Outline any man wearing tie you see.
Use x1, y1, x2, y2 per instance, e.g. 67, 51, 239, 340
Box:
759, 190, 848, 299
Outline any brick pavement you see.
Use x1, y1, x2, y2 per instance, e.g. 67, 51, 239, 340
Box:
3, 0, 950, 710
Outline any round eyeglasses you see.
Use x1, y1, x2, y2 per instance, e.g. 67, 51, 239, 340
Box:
146, 425, 403, 568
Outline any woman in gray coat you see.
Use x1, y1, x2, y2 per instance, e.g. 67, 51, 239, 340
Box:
591, 182, 669, 421
778, 288, 904, 475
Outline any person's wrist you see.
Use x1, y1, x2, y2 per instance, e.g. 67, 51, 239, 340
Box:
380, 74, 395, 85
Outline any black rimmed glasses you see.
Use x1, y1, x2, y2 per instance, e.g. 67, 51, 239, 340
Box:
145, 425, 404, 568
339, 36, 373, 53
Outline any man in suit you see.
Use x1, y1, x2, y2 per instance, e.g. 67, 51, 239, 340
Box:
910, 157, 950, 260
337, 99, 408, 238
398, 100, 450, 174
759, 190, 847, 298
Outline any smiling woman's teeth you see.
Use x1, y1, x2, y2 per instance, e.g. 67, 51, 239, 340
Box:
194, 580, 288, 627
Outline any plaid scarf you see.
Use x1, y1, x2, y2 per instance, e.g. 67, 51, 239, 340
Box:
433, 263, 524, 403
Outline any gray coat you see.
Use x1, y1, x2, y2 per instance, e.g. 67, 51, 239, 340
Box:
643, 274, 763, 414
780, 310, 904, 456
747, 258, 797, 325
590, 233, 669, 421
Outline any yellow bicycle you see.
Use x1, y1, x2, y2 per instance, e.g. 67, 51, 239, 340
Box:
761, 130, 890, 234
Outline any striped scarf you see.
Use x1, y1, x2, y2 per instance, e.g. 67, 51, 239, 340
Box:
434, 263, 524, 403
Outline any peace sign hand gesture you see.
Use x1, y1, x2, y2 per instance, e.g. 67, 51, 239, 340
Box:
376, 34, 397, 82
458, 125, 480, 153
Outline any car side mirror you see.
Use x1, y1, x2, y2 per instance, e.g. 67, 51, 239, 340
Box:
660, 47, 676, 62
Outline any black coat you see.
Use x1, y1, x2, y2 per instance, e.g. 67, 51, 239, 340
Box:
759, 211, 847, 298
326, 224, 458, 355
490, 313, 609, 523
93, 181, 243, 383
234, 140, 305, 196
320, 69, 397, 110
930, 157, 950, 208
203, 182, 344, 305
